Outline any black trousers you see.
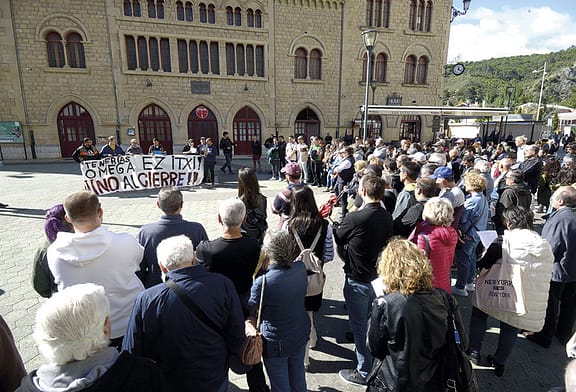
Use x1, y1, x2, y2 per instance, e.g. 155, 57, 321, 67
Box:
539, 281, 576, 344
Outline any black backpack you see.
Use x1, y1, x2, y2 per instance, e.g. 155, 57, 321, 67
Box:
243, 208, 268, 242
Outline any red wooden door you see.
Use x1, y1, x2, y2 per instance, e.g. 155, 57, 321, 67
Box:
138, 104, 173, 154
233, 106, 261, 155
57, 102, 95, 158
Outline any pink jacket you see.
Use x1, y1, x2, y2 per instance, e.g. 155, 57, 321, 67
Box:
409, 222, 458, 292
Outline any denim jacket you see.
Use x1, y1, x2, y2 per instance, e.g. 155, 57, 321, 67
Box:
459, 192, 489, 242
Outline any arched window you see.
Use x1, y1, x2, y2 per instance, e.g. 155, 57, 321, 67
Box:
255, 45, 264, 76
126, 36, 137, 70
362, 53, 374, 82
124, 0, 141, 16
176, 1, 184, 20
226, 6, 233, 25
375, 53, 387, 83
382, 0, 391, 28
199, 41, 209, 73
137, 36, 148, 70
236, 44, 245, 75
185, 1, 193, 21
208, 4, 215, 23
234, 7, 241, 26
157, 0, 164, 19
404, 55, 417, 84
46, 32, 65, 67
246, 45, 254, 76
147, 0, 156, 17
409, 0, 417, 30
309, 49, 322, 80
416, 56, 429, 84
189, 40, 199, 73
138, 104, 173, 155
149, 37, 159, 71
255, 10, 262, 27
417, 0, 425, 31
424, 0, 433, 32
294, 48, 307, 79
66, 33, 85, 68
199, 3, 207, 22
247, 9, 254, 27
365, 0, 373, 26
124, 0, 133, 16
226, 43, 235, 75
210, 42, 219, 74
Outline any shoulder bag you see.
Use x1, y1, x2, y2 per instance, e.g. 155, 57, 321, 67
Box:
241, 275, 265, 365
439, 290, 479, 392
474, 236, 526, 314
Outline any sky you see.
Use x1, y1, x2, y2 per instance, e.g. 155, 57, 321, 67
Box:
447, 0, 576, 62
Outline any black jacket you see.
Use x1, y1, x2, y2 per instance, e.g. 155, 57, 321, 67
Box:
16, 352, 167, 392
334, 203, 393, 283
366, 290, 468, 392
494, 182, 532, 229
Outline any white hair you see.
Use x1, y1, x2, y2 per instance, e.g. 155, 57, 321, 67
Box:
474, 159, 491, 174
34, 283, 110, 365
428, 152, 447, 166
218, 197, 246, 228
422, 197, 454, 227
156, 235, 195, 270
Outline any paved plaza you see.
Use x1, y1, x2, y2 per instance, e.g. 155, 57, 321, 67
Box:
0, 157, 570, 391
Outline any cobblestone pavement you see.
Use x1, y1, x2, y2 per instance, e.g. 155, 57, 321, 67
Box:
0, 158, 568, 391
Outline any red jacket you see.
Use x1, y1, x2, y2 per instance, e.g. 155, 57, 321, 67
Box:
409, 222, 458, 292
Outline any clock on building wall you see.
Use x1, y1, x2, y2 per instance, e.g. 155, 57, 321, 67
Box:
453, 63, 465, 76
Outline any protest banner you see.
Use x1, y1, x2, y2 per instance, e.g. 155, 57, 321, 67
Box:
81, 155, 204, 195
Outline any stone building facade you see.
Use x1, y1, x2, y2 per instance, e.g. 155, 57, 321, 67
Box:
0, 0, 453, 159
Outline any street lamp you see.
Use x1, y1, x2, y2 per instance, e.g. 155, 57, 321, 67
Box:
533, 61, 547, 121
502, 86, 515, 142
370, 80, 378, 105
451, 0, 471, 23
362, 29, 378, 142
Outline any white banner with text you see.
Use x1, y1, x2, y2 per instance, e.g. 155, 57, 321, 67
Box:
81, 155, 204, 195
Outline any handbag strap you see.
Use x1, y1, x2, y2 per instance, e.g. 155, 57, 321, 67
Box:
292, 227, 322, 253
165, 279, 224, 337
256, 274, 266, 328
438, 289, 461, 345
422, 234, 431, 256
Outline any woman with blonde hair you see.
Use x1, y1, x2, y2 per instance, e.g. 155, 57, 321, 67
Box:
409, 197, 458, 292
366, 239, 468, 391
452, 171, 490, 296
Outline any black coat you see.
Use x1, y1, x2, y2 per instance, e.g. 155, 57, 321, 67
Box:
366, 290, 467, 392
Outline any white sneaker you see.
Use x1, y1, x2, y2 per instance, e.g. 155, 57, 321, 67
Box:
269, 177, 276, 180
465, 283, 475, 291
451, 286, 468, 296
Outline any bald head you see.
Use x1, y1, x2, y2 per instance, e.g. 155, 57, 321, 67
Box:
553, 186, 576, 209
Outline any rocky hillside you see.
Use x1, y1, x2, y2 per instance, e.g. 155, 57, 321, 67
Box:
443, 46, 576, 113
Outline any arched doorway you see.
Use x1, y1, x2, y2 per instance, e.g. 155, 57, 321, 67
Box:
57, 102, 95, 158
294, 108, 320, 141
233, 106, 261, 155
187, 105, 219, 149
400, 115, 421, 142
138, 104, 173, 154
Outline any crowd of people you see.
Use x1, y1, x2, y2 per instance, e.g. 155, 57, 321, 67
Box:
2, 132, 576, 391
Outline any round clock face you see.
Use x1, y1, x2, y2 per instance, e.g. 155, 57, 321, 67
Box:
453, 63, 465, 76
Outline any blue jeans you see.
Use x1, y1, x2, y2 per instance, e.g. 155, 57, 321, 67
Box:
263, 343, 307, 392
222, 152, 233, 172
343, 278, 375, 377
454, 238, 479, 289
468, 307, 518, 364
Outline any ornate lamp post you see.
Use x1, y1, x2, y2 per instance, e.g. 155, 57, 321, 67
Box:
502, 86, 515, 141
361, 29, 378, 142
451, 0, 471, 22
